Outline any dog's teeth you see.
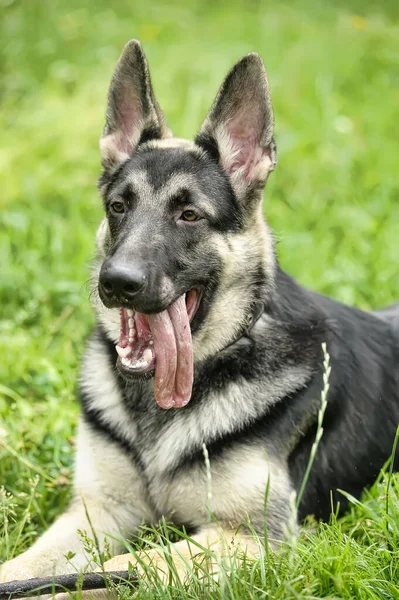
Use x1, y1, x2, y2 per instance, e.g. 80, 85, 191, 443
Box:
128, 337, 133, 343
128, 318, 134, 328
116, 345, 131, 359
127, 309, 134, 317
149, 340, 154, 346
143, 349, 153, 363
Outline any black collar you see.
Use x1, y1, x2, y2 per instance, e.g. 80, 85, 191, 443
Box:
222, 300, 265, 352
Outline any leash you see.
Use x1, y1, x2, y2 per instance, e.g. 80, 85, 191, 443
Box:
0, 570, 138, 599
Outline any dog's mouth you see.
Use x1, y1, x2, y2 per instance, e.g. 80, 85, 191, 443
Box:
115, 289, 201, 409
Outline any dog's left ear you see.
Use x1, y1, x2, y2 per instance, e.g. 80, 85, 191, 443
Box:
196, 53, 276, 202
100, 40, 171, 176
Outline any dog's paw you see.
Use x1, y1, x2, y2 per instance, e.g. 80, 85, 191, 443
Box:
0, 556, 40, 583
104, 544, 212, 585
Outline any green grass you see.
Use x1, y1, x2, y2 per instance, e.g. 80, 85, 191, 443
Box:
1, 0, 399, 596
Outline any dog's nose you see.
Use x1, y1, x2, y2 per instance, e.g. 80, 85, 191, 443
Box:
99, 261, 147, 302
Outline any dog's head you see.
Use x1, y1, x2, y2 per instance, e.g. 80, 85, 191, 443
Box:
94, 40, 277, 408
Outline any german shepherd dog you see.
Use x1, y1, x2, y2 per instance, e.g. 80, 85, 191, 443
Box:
1, 40, 399, 589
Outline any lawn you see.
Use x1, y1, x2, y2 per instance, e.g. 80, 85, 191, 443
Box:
1, 0, 399, 597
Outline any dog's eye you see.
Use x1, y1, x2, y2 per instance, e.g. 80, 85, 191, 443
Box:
110, 201, 125, 214
180, 210, 199, 222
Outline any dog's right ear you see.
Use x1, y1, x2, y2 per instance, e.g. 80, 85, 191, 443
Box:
100, 40, 171, 177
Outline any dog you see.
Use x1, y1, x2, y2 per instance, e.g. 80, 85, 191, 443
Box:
1, 40, 399, 590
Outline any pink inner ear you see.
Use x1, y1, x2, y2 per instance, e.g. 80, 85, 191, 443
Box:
112, 85, 143, 155
227, 124, 259, 177
224, 102, 272, 182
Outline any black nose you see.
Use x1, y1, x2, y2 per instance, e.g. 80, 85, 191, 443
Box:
99, 260, 147, 302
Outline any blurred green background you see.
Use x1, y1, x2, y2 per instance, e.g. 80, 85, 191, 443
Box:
0, 0, 398, 550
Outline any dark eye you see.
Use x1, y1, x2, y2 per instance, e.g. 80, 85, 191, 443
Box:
180, 210, 199, 222
110, 201, 125, 214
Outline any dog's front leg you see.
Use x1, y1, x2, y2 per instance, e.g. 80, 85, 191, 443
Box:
0, 420, 153, 582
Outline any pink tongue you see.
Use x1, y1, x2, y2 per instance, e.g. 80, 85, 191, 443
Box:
146, 295, 193, 409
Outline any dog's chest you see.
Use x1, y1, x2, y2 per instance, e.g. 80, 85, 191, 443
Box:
122, 380, 238, 471
117, 391, 270, 526
82, 338, 297, 526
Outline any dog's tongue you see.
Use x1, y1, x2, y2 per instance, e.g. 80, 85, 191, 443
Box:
146, 295, 193, 409
117, 295, 194, 409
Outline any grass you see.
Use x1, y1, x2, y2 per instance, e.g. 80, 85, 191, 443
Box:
1, 0, 399, 596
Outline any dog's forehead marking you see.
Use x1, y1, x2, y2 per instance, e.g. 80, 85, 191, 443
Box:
121, 168, 217, 216
116, 142, 209, 200
126, 169, 154, 200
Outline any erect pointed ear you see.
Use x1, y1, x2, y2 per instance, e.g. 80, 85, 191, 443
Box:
100, 40, 172, 175
195, 53, 276, 202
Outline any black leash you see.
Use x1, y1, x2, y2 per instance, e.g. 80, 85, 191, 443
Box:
0, 570, 138, 599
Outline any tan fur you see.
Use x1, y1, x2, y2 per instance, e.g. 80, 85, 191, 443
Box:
194, 212, 274, 361
146, 137, 203, 153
